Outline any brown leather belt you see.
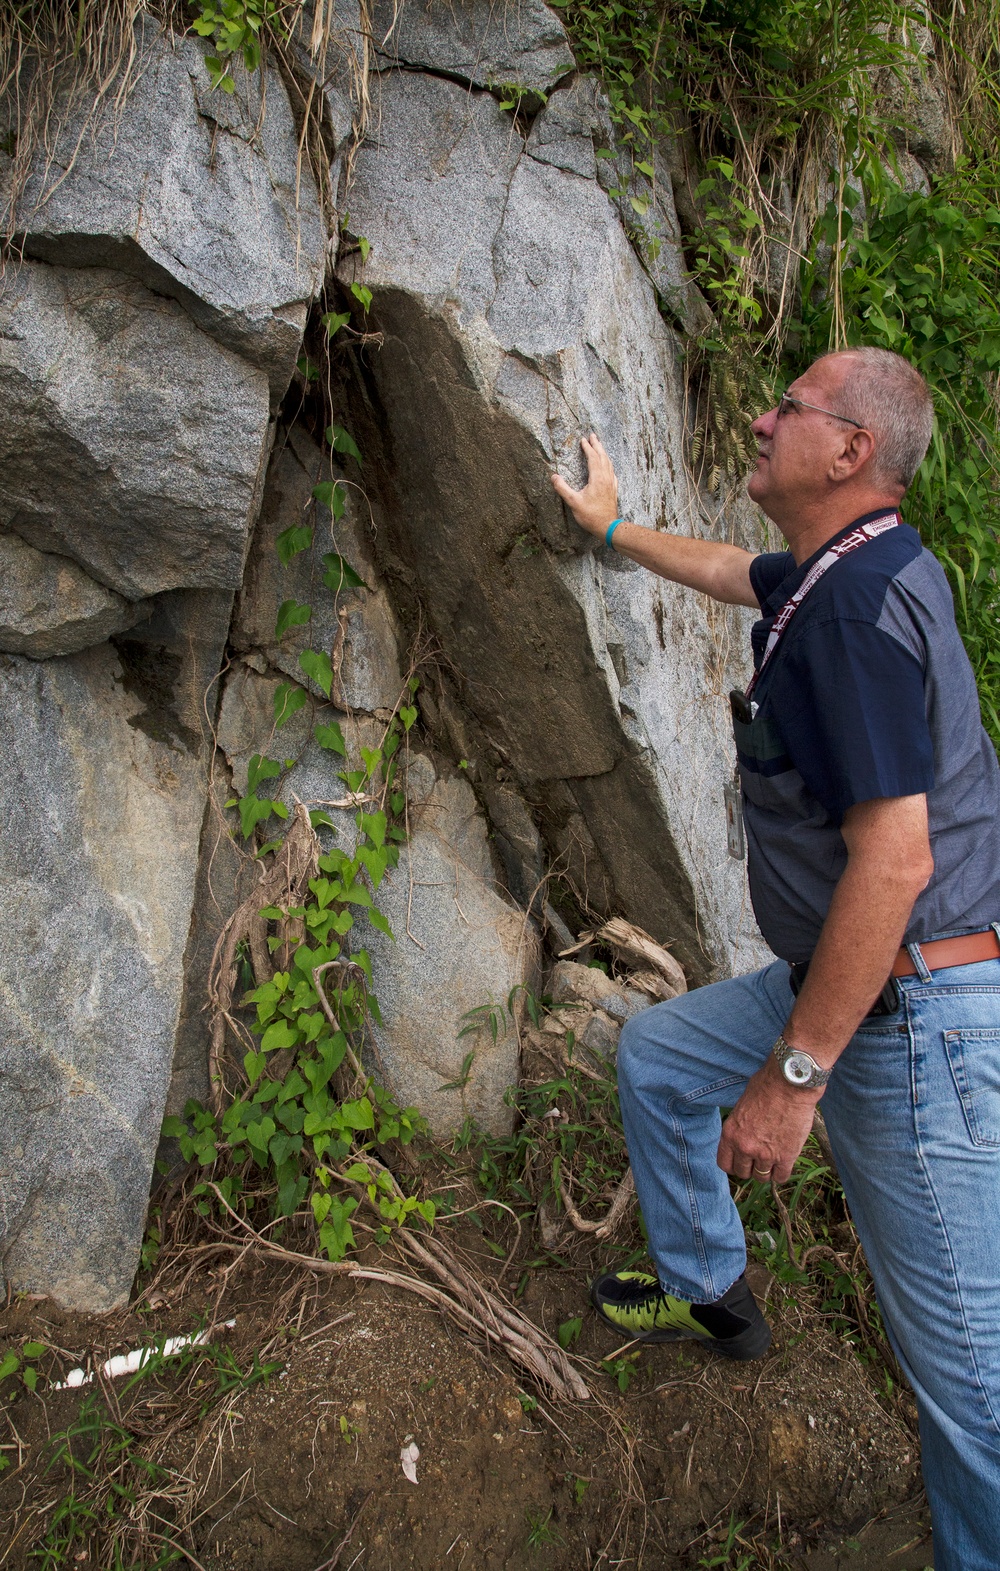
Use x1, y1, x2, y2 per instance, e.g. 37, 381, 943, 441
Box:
892, 928, 1000, 978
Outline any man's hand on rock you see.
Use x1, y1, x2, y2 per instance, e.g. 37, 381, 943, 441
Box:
716, 1055, 822, 1184
551, 433, 619, 537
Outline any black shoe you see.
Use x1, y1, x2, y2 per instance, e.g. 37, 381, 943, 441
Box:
590, 1269, 771, 1361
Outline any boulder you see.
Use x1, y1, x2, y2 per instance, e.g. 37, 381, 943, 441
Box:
549, 959, 649, 1023
0, 638, 218, 1309
370, 0, 575, 103
0, 533, 145, 658
338, 70, 770, 980
0, 260, 272, 602
6, 19, 326, 399
359, 756, 540, 1136
211, 657, 535, 1136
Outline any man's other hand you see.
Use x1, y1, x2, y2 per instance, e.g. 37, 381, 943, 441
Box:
716, 1055, 821, 1184
551, 433, 619, 537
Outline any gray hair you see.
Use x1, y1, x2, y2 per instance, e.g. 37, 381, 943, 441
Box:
820, 347, 934, 490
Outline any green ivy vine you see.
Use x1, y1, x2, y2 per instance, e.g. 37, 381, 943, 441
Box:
162, 399, 434, 1263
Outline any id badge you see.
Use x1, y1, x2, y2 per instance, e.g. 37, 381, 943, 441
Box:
724, 779, 746, 860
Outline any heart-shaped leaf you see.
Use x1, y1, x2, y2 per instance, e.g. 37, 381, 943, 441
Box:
276, 524, 313, 565
299, 648, 333, 698
244, 1050, 267, 1086
275, 599, 312, 639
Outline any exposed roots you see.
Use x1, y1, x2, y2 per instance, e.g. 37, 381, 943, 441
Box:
207, 801, 321, 1114
202, 1181, 591, 1404
560, 1167, 635, 1241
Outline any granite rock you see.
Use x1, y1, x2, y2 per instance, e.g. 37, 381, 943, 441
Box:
0, 643, 214, 1309
338, 69, 770, 980
212, 664, 534, 1135
371, 0, 574, 102
359, 757, 540, 1136
0, 533, 145, 658
576, 1007, 622, 1062
0, 261, 271, 602
549, 959, 649, 1023
7, 19, 325, 399
232, 428, 403, 713
528, 77, 712, 335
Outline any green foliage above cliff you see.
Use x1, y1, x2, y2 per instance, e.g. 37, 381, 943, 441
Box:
556, 0, 1000, 745
800, 178, 1000, 738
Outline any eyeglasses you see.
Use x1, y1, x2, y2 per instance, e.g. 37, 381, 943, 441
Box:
777, 392, 865, 429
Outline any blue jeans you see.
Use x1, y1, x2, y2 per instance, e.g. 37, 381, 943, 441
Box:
617, 957, 1000, 1571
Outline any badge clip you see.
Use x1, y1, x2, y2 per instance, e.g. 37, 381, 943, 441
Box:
724, 777, 746, 861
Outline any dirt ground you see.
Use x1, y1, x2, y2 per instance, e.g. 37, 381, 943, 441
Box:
0, 1245, 934, 1571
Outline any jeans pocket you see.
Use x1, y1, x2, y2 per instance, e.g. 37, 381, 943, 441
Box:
943, 1029, 1000, 1147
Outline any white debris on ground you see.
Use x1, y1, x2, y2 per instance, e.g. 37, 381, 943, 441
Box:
52, 1320, 237, 1389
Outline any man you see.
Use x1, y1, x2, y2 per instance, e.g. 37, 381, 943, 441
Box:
551, 347, 1000, 1571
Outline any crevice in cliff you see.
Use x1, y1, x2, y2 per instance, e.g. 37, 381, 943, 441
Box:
112, 637, 201, 754
324, 289, 713, 982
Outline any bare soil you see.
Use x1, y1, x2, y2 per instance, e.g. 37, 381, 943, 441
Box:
0, 1247, 934, 1570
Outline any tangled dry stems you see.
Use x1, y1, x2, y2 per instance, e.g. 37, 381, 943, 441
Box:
0, 0, 373, 245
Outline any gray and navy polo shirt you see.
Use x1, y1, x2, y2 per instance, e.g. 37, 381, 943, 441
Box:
736, 510, 1000, 964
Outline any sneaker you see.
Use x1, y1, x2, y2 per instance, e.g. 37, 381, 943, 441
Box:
589, 1269, 771, 1361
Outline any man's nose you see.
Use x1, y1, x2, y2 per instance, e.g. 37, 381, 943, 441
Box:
751, 406, 778, 438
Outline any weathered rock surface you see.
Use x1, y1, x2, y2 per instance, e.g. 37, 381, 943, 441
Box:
0, 8, 782, 1315
232, 428, 403, 713
339, 69, 769, 980
371, 0, 574, 101
0, 260, 272, 602
0, 533, 145, 658
7, 20, 325, 398
0, 641, 215, 1309
526, 76, 712, 336
360, 754, 540, 1136
882, 26, 953, 171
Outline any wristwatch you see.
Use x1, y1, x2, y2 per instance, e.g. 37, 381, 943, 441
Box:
772, 1034, 831, 1090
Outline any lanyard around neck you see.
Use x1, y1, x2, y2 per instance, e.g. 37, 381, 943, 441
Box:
745, 511, 902, 699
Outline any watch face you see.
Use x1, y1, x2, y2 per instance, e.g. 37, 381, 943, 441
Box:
783, 1051, 815, 1086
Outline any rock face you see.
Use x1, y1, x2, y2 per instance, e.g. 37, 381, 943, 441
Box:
0, 21, 323, 1309
194, 451, 539, 1137
230, 429, 403, 712
1, 0, 782, 1311
0, 260, 271, 601
0, 533, 145, 658
7, 20, 326, 398
0, 642, 213, 1309
338, 68, 768, 981
360, 755, 541, 1136
371, 0, 575, 101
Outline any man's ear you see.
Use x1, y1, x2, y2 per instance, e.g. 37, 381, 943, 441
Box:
828, 427, 876, 482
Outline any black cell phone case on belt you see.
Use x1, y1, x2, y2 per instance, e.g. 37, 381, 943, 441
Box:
789, 961, 900, 1018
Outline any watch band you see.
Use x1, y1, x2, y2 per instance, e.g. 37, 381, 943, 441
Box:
772, 1034, 831, 1090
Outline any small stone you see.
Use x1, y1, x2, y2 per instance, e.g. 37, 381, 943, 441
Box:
576, 1009, 621, 1062
550, 960, 647, 1023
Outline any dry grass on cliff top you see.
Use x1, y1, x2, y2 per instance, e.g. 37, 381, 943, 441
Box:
0, 0, 362, 239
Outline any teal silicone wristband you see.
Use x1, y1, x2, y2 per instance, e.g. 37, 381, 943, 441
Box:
605, 518, 625, 548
